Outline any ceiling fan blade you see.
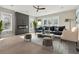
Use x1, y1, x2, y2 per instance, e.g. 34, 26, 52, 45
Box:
37, 6, 39, 8
33, 6, 38, 9
39, 8, 45, 10
33, 5, 46, 12
37, 9, 39, 12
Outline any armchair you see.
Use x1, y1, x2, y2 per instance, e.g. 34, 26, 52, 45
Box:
61, 27, 78, 42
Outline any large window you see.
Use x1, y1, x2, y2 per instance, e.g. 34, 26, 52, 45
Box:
37, 19, 42, 27
1, 12, 12, 31
53, 16, 59, 26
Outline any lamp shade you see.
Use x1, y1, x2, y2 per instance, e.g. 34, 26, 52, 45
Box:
71, 27, 77, 32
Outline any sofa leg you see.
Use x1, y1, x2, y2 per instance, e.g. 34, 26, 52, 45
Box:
76, 42, 77, 46
76, 42, 79, 51
76, 47, 79, 51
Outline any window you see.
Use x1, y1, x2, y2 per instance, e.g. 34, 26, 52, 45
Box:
37, 19, 42, 27
53, 16, 59, 26
1, 12, 12, 31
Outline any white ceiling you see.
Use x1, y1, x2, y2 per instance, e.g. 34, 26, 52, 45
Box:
0, 5, 79, 17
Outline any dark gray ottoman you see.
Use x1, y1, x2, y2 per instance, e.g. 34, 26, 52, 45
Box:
37, 34, 43, 38
43, 37, 53, 47
24, 34, 31, 42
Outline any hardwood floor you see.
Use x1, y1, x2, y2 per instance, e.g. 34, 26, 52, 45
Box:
0, 33, 78, 54
0, 35, 53, 54
32, 34, 79, 54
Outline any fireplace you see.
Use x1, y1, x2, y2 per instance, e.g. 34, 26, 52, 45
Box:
15, 12, 29, 35
17, 25, 28, 29
15, 25, 29, 35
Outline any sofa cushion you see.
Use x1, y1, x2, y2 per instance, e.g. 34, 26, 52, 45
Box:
50, 26, 54, 31
38, 27, 43, 30
36, 27, 43, 32
44, 26, 49, 30
52, 31, 62, 35
54, 27, 59, 31
50, 26, 65, 35
59, 26, 65, 31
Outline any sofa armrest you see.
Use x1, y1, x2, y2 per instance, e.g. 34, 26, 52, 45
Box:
61, 30, 78, 42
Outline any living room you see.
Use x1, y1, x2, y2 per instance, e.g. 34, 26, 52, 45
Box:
0, 5, 79, 54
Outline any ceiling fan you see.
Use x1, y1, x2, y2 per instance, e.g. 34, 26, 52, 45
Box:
33, 6, 46, 12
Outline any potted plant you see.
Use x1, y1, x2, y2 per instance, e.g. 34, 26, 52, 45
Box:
33, 20, 37, 33
0, 20, 3, 38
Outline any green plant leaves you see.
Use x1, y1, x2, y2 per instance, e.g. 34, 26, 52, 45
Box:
0, 20, 3, 32
33, 20, 37, 29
